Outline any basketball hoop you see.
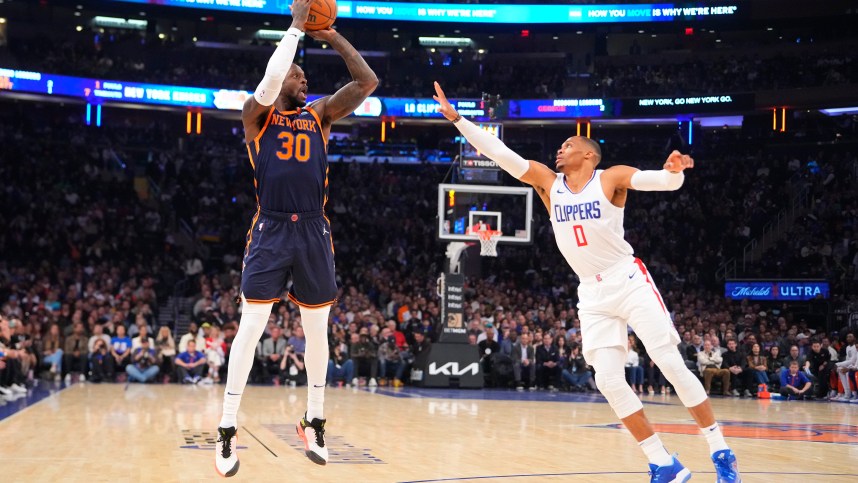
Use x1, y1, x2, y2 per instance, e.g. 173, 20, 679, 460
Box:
476, 230, 501, 257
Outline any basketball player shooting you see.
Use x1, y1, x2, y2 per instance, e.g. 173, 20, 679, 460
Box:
215, 0, 378, 476
433, 82, 741, 483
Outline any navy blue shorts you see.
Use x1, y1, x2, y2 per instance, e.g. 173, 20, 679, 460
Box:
240, 209, 337, 307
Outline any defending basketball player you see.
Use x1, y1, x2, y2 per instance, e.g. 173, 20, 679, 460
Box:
215, 0, 378, 476
433, 82, 741, 483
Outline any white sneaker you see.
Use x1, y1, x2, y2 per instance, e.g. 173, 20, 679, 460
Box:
297, 413, 328, 465
215, 426, 240, 477
64, 374, 72, 385
201, 377, 214, 385
368, 378, 378, 387
351, 377, 359, 386
0, 386, 12, 396
10, 383, 27, 394
832, 394, 850, 402
79, 374, 86, 383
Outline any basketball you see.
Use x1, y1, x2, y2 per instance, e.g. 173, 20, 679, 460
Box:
304, 0, 337, 31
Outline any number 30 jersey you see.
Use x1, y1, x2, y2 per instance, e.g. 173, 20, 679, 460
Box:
548, 170, 634, 278
246, 106, 328, 213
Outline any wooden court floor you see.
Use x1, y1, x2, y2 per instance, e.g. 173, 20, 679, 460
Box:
1, 383, 857, 482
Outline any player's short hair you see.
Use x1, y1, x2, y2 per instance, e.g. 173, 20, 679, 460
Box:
578, 136, 602, 165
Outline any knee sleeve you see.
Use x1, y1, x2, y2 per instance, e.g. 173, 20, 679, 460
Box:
591, 347, 643, 419
649, 344, 707, 408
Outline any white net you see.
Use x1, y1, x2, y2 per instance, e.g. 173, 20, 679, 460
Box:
478, 232, 501, 257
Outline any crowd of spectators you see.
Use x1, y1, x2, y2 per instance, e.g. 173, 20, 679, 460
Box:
0, 101, 855, 402
2, 23, 855, 99
591, 53, 857, 98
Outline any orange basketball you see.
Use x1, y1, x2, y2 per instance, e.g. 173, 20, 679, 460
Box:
304, 0, 337, 31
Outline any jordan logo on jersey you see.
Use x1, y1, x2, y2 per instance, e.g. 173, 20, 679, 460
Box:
554, 201, 602, 223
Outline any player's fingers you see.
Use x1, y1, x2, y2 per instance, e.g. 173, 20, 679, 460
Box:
434, 81, 446, 99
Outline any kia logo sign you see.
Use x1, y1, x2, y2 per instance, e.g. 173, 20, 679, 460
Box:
725, 281, 829, 301
428, 362, 479, 376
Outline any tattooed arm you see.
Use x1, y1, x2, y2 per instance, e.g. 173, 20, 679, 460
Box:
306, 29, 379, 137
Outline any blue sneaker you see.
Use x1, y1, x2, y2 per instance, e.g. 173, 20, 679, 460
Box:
648, 456, 691, 483
712, 449, 742, 482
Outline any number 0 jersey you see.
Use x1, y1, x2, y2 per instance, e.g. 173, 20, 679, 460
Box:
246, 105, 328, 213
548, 170, 634, 278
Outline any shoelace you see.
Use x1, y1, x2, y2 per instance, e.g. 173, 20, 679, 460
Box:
312, 422, 326, 448
218, 431, 234, 459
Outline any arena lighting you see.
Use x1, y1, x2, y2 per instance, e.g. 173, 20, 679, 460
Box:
256, 29, 305, 40
92, 16, 147, 30
697, 115, 742, 127
85, 103, 92, 126
419, 36, 472, 47
820, 106, 858, 115
96, 104, 102, 127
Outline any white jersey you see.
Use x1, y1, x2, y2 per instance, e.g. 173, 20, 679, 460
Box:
548, 170, 634, 278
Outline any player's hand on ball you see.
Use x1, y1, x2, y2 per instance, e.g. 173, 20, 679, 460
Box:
664, 150, 694, 173
289, 0, 314, 30
307, 28, 339, 43
432, 81, 460, 122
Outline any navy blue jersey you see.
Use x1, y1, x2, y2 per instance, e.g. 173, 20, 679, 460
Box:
246, 106, 328, 213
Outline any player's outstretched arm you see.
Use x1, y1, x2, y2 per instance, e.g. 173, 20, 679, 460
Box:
241, 0, 312, 142
307, 29, 379, 135
432, 82, 556, 193
603, 150, 694, 192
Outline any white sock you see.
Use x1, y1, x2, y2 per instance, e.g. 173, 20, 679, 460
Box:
639, 434, 674, 467
219, 297, 272, 428
300, 305, 331, 421
702, 422, 729, 454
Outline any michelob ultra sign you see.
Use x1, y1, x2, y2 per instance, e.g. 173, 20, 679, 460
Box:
725, 280, 829, 301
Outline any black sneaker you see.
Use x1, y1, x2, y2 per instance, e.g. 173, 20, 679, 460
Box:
297, 413, 328, 465
215, 426, 240, 477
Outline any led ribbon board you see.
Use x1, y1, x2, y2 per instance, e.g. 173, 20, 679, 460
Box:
0, 68, 752, 119
724, 281, 830, 301
108, 1, 740, 24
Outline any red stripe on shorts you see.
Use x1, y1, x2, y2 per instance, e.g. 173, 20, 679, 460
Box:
634, 258, 666, 314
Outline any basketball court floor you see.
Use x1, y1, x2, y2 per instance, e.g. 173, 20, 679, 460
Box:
1, 382, 856, 482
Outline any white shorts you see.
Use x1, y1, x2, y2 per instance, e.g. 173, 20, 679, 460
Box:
577, 256, 680, 364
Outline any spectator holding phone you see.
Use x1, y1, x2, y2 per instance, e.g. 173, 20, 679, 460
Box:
126, 337, 159, 383
90, 338, 115, 383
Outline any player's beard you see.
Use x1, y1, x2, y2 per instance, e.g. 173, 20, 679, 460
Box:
284, 93, 307, 109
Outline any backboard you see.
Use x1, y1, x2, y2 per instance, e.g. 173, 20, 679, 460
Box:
437, 183, 533, 244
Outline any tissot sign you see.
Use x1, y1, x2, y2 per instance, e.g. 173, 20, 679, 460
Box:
724, 280, 829, 301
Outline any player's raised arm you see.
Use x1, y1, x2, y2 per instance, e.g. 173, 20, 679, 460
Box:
306, 29, 379, 135
602, 150, 694, 192
432, 82, 556, 194
241, 0, 312, 142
